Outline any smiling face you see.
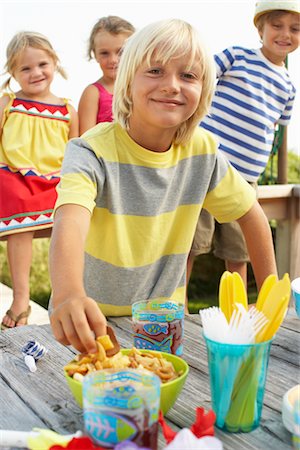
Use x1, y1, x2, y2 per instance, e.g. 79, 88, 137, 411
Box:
13, 46, 56, 98
113, 19, 216, 148
259, 12, 300, 65
128, 51, 203, 151
94, 31, 130, 82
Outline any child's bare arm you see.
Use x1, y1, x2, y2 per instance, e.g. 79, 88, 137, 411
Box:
237, 200, 277, 289
78, 85, 100, 135
68, 105, 79, 138
49, 204, 107, 352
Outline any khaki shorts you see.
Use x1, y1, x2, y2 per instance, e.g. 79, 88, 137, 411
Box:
191, 183, 257, 262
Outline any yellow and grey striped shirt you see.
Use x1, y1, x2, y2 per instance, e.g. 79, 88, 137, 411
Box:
55, 122, 255, 315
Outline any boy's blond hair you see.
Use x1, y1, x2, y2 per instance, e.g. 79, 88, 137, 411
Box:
113, 19, 216, 146
1, 31, 67, 91
87, 15, 135, 60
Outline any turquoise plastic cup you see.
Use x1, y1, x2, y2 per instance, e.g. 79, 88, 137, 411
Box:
204, 336, 272, 432
291, 278, 300, 318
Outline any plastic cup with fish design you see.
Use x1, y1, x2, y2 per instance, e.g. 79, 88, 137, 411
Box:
132, 300, 184, 356
82, 368, 160, 449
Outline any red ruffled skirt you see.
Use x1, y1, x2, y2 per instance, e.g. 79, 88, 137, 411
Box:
0, 168, 59, 238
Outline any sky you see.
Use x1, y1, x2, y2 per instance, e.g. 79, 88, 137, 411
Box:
0, 0, 299, 154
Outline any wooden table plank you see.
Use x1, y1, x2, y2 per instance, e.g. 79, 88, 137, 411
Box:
0, 375, 46, 430
0, 311, 298, 450
0, 325, 82, 435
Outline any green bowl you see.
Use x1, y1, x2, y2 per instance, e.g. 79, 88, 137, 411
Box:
64, 349, 189, 415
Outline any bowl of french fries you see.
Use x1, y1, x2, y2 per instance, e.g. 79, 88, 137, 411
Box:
64, 335, 189, 414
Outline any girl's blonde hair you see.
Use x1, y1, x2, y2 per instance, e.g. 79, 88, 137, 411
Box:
1, 31, 67, 91
87, 15, 135, 60
113, 19, 216, 146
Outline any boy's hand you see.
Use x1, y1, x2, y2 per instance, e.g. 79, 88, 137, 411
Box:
50, 296, 107, 353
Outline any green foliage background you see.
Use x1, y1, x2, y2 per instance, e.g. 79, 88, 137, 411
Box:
0, 151, 299, 312
258, 151, 300, 185
0, 238, 51, 309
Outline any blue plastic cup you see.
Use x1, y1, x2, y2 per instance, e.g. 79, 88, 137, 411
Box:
204, 336, 272, 432
291, 278, 300, 318
83, 368, 160, 449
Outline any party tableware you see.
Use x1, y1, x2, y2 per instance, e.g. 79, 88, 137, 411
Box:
256, 273, 291, 342
204, 336, 272, 432
282, 384, 300, 433
83, 368, 160, 449
291, 277, 300, 318
200, 304, 267, 345
219, 271, 248, 323
64, 349, 189, 415
21, 340, 48, 372
232, 272, 248, 310
219, 271, 234, 322
132, 300, 184, 355
207, 271, 291, 434
0, 429, 82, 449
256, 274, 278, 310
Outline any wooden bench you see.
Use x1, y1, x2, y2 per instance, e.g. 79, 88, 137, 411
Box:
258, 184, 300, 281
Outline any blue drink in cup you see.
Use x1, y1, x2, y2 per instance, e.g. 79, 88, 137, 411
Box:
83, 369, 160, 449
132, 300, 184, 356
204, 336, 272, 432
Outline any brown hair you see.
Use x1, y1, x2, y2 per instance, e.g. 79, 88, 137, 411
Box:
256, 9, 299, 31
87, 15, 135, 60
1, 31, 67, 91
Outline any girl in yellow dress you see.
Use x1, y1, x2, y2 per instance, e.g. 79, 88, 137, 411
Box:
0, 31, 78, 329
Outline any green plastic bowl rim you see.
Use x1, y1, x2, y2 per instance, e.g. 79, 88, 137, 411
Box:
65, 348, 189, 388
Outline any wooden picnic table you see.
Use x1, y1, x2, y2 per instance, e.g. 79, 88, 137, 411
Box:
0, 310, 298, 449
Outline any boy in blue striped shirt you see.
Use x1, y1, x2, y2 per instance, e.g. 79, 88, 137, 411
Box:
188, 0, 300, 293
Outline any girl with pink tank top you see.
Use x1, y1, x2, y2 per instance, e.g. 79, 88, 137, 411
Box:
78, 16, 135, 135
92, 82, 113, 123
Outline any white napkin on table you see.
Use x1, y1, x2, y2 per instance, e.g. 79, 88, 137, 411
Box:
164, 429, 223, 450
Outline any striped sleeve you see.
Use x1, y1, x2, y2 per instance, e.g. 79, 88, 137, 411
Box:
201, 46, 296, 182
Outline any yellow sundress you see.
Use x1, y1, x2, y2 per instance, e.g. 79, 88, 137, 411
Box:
0, 93, 71, 238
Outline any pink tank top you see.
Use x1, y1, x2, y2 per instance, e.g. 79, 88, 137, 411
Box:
93, 82, 113, 123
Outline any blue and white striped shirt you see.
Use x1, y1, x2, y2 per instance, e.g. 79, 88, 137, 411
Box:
201, 46, 296, 182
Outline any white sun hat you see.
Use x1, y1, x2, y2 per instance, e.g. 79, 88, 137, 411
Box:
254, 0, 300, 26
